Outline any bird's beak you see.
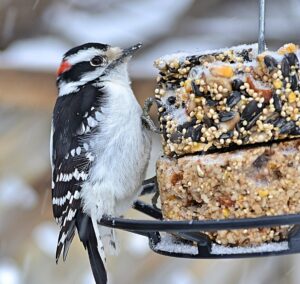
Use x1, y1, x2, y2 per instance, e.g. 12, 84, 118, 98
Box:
104, 43, 142, 73
121, 43, 142, 58
114, 43, 142, 65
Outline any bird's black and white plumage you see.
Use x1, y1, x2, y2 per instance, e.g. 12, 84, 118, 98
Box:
50, 42, 151, 284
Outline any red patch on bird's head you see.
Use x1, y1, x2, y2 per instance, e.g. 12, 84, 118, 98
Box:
57, 60, 71, 76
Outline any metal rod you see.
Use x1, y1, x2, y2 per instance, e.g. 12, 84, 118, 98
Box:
133, 200, 162, 220
258, 0, 266, 53
99, 213, 300, 232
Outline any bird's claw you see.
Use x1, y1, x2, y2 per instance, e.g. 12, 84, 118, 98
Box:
142, 97, 161, 134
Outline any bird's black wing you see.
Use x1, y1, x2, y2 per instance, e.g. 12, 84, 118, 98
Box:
51, 84, 105, 261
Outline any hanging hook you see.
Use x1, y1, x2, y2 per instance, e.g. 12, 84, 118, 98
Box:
258, 0, 266, 54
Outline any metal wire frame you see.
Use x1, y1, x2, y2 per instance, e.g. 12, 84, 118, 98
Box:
99, 179, 300, 259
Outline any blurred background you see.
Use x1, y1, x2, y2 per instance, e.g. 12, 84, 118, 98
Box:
0, 0, 300, 283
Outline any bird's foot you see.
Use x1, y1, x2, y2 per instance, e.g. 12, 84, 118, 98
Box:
151, 190, 160, 210
142, 97, 161, 134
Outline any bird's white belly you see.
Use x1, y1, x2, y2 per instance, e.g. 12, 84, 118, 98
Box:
81, 82, 151, 220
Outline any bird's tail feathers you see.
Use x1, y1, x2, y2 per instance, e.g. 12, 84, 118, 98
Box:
77, 212, 107, 284
86, 226, 107, 284
100, 227, 119, 255
91, 216, 107, 261
56, 217, 76, 263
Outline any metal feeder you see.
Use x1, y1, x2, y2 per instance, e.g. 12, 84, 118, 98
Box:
99, 178, 300, 258
99, 0, 300, 259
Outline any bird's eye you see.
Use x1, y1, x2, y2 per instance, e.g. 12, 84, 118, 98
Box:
90, 56, 107, 66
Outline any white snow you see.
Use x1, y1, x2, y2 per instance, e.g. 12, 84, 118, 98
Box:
43, 0, 193, 45
0, 0, 193, 77
0, 176, 37, 210
132, 37, 228, 78
156, 43, 258, 64
166, 270, 194, 284
153, 233, 288, 256
211, 241, 289, 255
32, 222, 59, 257
153, 233, 198, 255
0, 260, 21, 284
126, 234, 149, 257
81, 270, 96, 284
0, 37, 69, 71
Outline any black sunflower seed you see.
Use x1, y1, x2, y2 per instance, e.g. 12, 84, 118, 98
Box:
290, 74, 298, 91
167, 96, 176, 105
156, 99, 163, 108
279, 120, 295, 134
273, 117, 286, 128
264, 55, 278, 72
281, 57, 290, 78
285, 53, 299, 68
232, 79, 244, 91
170, 132, 183, 143
243, 135, 250, 143
191, 81, 204, 97
227, 91, 242, 107
241, 100, 262, 121
253, 154, 270, 168
273, 93, 282, 112
162, 127, 168, 140
186, 55, 200, 64
206, 97, 218, 107
238, 49, 251, 62
160, 118, 167, 126
180, 118, 197, 131
291, 126, 300, 135
265, 113, 279, 124
191, 125, 202, 141
203, 116, 213, 127
184, 127, 194, 138
220, 131, 234, 140
219, 111, 236, 122
245, 112, 261, 130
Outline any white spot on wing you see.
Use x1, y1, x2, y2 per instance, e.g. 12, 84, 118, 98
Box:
95, 111, 101, 121
74, 190, 80, 199
87, 116, 97, 127
83, 143, 89, 151
85, 126, 91, 133
76, 147, 81, 155
77, 123, 85, 135
70, 149, 75, 157
73, 168, 80, 180
86, 152, 95, 162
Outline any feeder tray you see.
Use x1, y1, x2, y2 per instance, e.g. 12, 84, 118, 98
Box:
99, 178, 300, 259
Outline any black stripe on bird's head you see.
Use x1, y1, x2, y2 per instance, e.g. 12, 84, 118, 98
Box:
56, 42, 142, 95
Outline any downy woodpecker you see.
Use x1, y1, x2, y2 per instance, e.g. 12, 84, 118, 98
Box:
50, 42, 152, 284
